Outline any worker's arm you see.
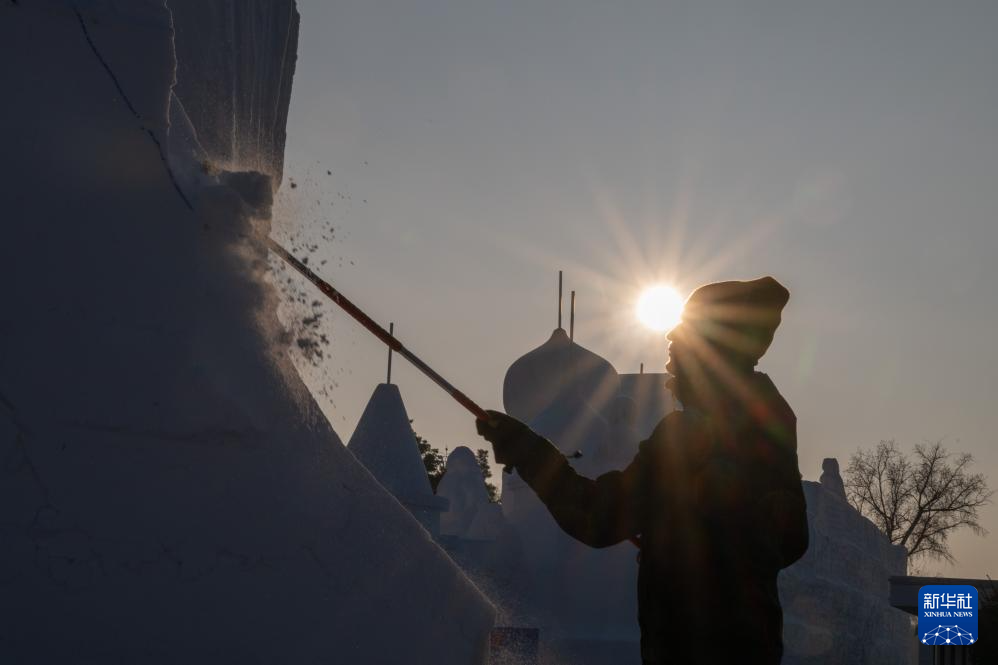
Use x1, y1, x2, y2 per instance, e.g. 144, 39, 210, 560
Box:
477, 410, 648, 548
748, 438, 809, 569
753, 471, 809, 569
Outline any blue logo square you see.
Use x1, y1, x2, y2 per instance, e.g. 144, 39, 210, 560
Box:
918, 585, 978, 646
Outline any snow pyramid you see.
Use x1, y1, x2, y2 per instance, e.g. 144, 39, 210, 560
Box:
348, 383, 449, 535
0, 1, 493, 662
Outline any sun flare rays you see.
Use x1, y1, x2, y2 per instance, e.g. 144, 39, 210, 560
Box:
636, 285, 684, 332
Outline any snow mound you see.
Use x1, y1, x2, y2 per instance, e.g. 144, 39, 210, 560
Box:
438, 446, 505, 540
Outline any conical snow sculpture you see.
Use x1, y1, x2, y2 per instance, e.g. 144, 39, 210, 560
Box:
0, 2, 493, 662
348, 383, 449, 536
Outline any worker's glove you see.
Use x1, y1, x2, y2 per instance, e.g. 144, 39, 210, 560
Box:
475, 409, 537, 467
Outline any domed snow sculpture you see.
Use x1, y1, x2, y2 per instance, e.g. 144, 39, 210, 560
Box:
348, 383, 449, 536
438, 446, 504, 540
0, 2, 493, 662
504, 327, 621, 423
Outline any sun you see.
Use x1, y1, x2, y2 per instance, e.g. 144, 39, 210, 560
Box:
636, 285, 684, 332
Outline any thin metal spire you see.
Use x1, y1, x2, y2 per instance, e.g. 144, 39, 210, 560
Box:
387, 322, 394, 383
558, 270, 563, 329
570, 290, 576, 341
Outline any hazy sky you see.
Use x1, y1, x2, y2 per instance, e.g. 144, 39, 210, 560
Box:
278, 0, 998, 578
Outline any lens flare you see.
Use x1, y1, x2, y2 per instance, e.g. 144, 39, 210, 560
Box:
636, 285, 684, 332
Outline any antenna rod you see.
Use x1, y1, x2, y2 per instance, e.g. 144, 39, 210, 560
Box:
387, 322, 394, 384
266, 238, 489, 423
570, 290, 576, 341
558, 270, 563, 329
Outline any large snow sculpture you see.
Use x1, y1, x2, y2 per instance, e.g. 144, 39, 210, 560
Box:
0, 2, 493, 662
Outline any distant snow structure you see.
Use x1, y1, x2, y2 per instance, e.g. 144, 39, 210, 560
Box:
0, 1, 493, 662
437, 446, 505, 540
348, 383, 449, 536
818, 457, 847, 500
780, 460, 912, 664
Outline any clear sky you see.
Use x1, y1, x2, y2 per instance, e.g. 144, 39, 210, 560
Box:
277, 0, 998, 578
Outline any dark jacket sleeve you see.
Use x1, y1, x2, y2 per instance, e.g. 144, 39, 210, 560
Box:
509, 433, 649, 548
751, 449, 809, 570
746, 389, 810, 570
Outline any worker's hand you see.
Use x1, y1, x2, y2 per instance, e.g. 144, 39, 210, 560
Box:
475, 409, 534, 466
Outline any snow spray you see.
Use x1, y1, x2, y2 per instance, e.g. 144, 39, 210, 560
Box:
266, 238, 491, 423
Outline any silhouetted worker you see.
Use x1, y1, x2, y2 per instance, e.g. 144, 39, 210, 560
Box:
477, 276, 809, 664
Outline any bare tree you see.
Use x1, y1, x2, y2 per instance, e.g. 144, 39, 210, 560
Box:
844, 440, 993, 563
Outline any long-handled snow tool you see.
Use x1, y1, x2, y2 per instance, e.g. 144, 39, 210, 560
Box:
266, 238, 491, 423
269, 239, 642, 548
